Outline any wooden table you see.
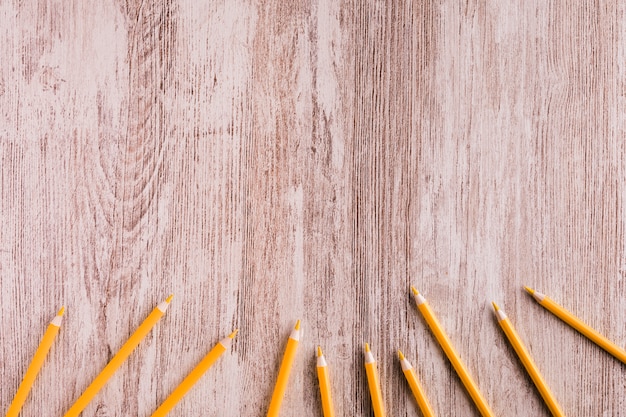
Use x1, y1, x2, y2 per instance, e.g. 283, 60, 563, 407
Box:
2, 1, 625, 416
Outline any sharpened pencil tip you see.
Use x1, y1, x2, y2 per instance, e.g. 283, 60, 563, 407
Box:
523, 286, 535, 295
365, 343, 370, 352
294, 320, 301, 330
228, 329, 239, 339
410, 286, 418, 296
317, 346, 323, 357
166, 294, 174, 303
492, 301, 500, 311
397, 350, 405, 360
57, 306, 65, 316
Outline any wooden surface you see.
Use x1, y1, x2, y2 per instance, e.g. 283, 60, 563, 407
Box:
1, 1, 625, 416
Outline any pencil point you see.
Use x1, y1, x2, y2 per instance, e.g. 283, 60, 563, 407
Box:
51, 307, 65, 326
294, 320, 301, 330
157, 295, 174, 313
228, 329, 239, 339
523, 286, 535, 295
365, 343, 370, 352
317, 346, 323, 357
492, 301, 500, 311
397, 350, 405, 360
410, 286, 418, 296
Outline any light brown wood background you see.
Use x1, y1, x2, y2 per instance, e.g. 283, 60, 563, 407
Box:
1, 1, 625, 416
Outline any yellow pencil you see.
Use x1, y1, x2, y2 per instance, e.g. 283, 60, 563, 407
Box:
6, 306, 65, 417
397, 350, 436, 417
525, 286, 626, 364
64, 295, 173, 417
267, 320, 301, 417
316, 346, 335, 417
364, 343, 386, 417
150, 329, 238, 417
492, 302, 564, 417
411, 287, 494, 417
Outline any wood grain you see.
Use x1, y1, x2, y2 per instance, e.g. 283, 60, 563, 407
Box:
1, 1, 625, 416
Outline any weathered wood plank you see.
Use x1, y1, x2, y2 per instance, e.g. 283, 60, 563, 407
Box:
1, 1, 625, 416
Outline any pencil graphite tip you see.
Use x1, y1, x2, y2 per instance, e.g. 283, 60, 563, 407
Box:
523, 286, 535, 296
397, 350, 405, 360
410, 286, 419, 296
492, 301, 500, 311
57, 306, 65, 316
365, 343, 370, 352
317, 346, 323, 357
294, 319, 301, 330
228, 329, 239, 339
166, 294, 174, 303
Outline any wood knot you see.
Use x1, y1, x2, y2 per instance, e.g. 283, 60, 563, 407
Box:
39, 65, 64, 92
94, 403, 111, 417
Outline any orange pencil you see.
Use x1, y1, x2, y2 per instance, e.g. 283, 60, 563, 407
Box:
525, 286, 626, 364
398, 350, 435, 417
6, 307, 65, 417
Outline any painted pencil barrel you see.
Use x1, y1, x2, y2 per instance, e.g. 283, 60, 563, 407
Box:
316, 364, 335, 417
64, 298, 170, 417
267, 335, 299, 417
6, 319, 61, 417
151, 343, 227, 417
498, 317, 564, 417
542, 298, 626, 364
402, 367, 435, 417
416, 299, 494, 417
364, 361, 386, 417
